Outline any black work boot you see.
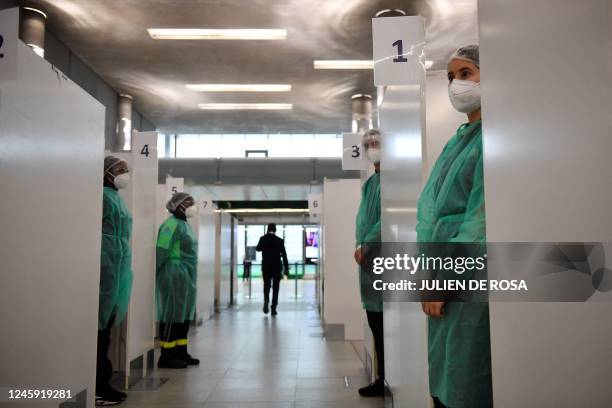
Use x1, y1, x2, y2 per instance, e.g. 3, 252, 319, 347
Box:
158, 348, 187, 369
177, 344, 200, 365
358, 378, 385, 397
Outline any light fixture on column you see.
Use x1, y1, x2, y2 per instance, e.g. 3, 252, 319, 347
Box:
117, 94, 133, 151
351, 94, 373, 133
20, 7, 47, 57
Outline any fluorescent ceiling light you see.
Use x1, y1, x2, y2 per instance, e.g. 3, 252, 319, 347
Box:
314, 60, 374, 70
218, 208, 309, 214
198, 103, 293, 110
314, 60, 434, 70
148, 28, 287, 40
187, 84, 292, 92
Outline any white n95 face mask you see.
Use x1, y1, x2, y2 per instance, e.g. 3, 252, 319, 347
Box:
113, 173, 130, 189
448, 79, 481, 113
366, 148, 381, 164
185, 206, 197, 219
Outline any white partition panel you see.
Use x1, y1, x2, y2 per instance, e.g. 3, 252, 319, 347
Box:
379, 83, 429, 407
215, 212, 233, 310
479, 1, 612, 406
320, 178, 364, 340
126, 132, 158, 380
187, 189, 216, 322
0, 9, 105, 407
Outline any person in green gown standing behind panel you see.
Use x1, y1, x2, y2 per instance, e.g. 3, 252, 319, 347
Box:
156, 192, 199, 369
416, 45, 492, 408
354, 129, 385, 398
97, 155, 133, 406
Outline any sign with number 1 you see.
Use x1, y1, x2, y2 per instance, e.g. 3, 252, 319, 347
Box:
372, 16, 425, 86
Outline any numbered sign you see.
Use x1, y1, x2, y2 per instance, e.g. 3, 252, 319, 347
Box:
372, 16, 425, 86
132, 131, 157, 168
165, 176, 184, 202
342, 133, 367, 170
199, 197, 214, 215
308, 193, 322, 223
0, 8, 19, 82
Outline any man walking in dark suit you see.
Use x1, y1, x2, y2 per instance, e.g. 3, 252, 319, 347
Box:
256, 223, 289, 316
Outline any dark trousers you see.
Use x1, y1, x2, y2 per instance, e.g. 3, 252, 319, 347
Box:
96, 315, 116, 393
243, 264, 251, 281
433, 396, 448, 408
159, 321, 190, 355
366, 310, 385, 381
263, 272, 281, 308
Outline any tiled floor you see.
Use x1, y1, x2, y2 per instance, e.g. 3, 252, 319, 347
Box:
119, 280, 384, 408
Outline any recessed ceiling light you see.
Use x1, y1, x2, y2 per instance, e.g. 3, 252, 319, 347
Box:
148, 28, 287, 40
186, 84, 292, 92
198, 103, 293, 110
313, 60, 374, 70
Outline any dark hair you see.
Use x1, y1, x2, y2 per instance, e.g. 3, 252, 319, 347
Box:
267, 223, 277, 233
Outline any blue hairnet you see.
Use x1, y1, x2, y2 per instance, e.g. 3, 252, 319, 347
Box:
166, 192, 191, 212
448, 45, 479, 68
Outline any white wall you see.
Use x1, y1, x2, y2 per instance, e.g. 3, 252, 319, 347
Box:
321, 178, 364, 340
0, 11, 104, 407
479, 0, 612, 406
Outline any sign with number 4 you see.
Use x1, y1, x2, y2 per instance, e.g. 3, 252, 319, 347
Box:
372, 16, 425, 86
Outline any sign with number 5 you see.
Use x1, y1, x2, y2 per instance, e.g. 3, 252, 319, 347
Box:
372, 15, 425, 86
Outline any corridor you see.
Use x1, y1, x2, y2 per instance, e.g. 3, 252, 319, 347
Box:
120, 280, 384, 408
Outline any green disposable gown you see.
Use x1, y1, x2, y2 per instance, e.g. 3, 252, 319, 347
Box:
156, 216, 198, 323
99, 187, 133, 330
355, 172, 382, 312
416, 121, 492, 408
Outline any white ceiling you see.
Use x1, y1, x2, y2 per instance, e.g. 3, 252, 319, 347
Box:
22, 0, 478, 134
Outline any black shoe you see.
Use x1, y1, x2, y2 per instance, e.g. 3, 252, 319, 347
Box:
107, 388, 126, 401
183, 353, 200, 365
95, 392, 121, 406
158, 354, 188, 369
263, 303, 269, 314
271, 308, 278, 316
177, 345, 200, 365
358, 379, 385, 397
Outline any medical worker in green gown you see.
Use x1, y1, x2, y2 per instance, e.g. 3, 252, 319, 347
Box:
354, 129, 385, 398
156, 192, 199, 369
416, 45, 492, 408
97, 155, 133, 405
